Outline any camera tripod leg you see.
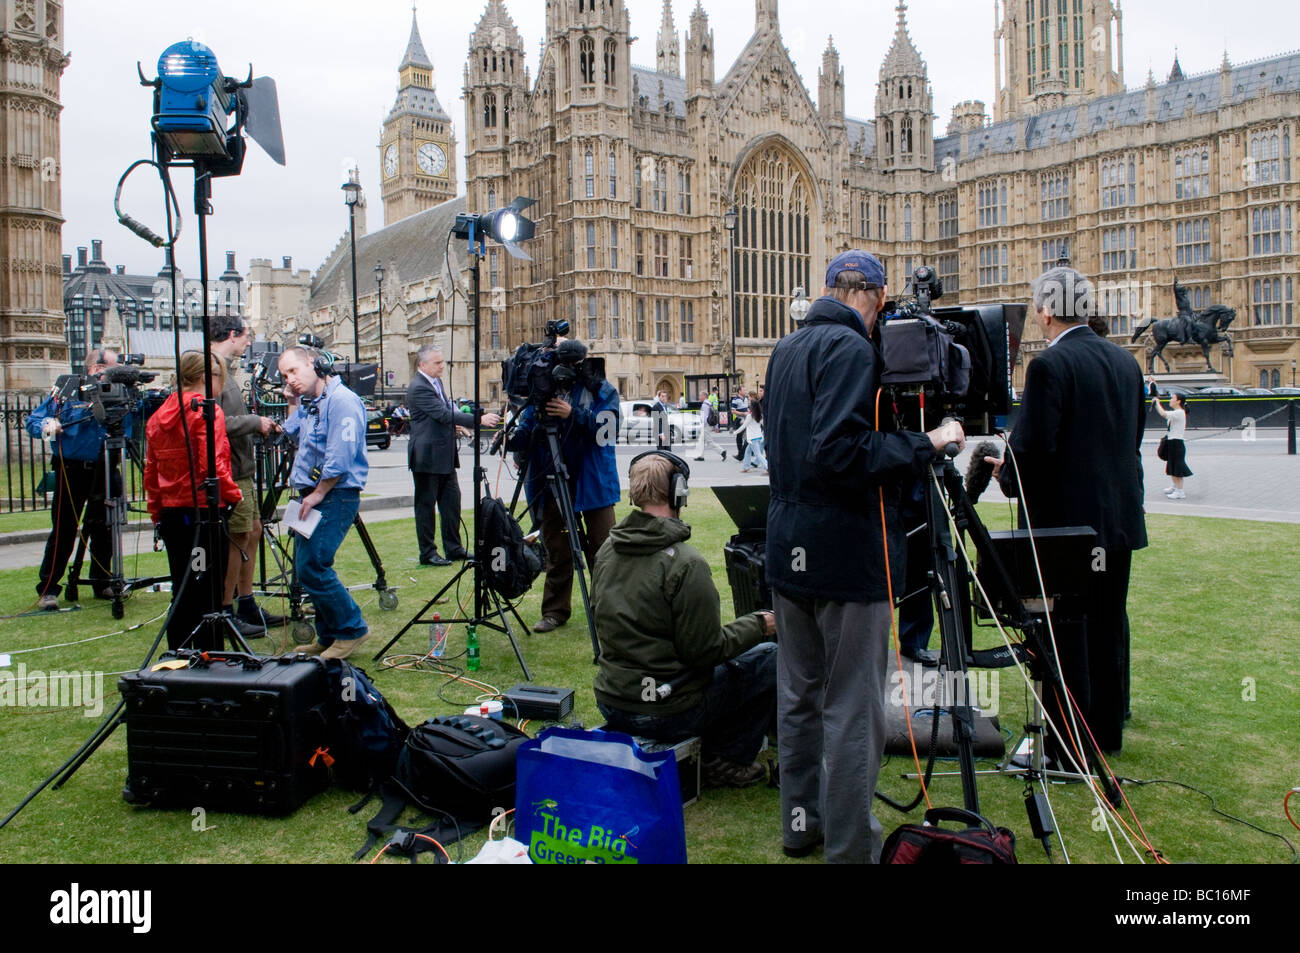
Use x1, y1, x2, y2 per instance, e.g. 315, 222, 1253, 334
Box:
351, 514, 396, 608
541, 426, 601, 663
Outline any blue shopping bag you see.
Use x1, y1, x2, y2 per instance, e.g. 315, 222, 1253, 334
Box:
514, 727, 687, 864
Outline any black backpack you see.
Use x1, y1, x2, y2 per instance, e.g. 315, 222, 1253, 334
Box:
396, 715, 531, 822
882, 808, 1018, 864
319, 659, 410, 792
479, 495, 544, 599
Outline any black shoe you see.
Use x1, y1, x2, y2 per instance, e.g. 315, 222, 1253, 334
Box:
720, 450, 727, 461
693, 456, 705, 461
420, 555, 452, 567
782, 837, 823, 859
242, 608, 286, 628
532, 616, 564, 633
901, 647, 941, 667
229, 616, 266, 639
447, 550, 473, 561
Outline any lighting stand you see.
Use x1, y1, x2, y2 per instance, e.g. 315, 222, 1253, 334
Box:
373, 241, 530, 679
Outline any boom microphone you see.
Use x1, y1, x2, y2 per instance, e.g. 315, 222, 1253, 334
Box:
965, 440, 1002, 502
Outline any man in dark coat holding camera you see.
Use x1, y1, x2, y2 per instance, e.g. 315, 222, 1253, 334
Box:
764, 250, 964, 863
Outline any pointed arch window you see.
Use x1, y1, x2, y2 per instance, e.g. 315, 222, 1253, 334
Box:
579, 37, 595, 85
483, 92, 497, 127
734, 145, 814, 340
900, 117, 913, 160
604, 39, 617, 86
904, 203, 913, 242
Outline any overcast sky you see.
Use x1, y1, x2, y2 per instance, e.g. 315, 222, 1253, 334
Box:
63, 0, 1298, 279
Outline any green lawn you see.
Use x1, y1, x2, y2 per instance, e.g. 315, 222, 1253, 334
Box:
0, 491, 1295, 864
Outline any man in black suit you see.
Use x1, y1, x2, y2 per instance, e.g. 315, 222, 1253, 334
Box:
993, 266, 1147, 757
407, 344, 500, 566
651, 389, 673, 450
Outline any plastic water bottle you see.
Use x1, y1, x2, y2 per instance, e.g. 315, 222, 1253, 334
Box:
429, 613, 447, 658
466, 625, 480, 672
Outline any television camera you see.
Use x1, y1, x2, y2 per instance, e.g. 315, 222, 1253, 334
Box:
880, 264, 1027, 435
501, 320, 606, 412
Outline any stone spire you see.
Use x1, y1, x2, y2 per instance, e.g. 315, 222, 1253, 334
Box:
400, 5, 432, 72
756, 0, 778, 35
880, 0, 925, 79
1168, 48, 1184, 83
657, 0, 680, 75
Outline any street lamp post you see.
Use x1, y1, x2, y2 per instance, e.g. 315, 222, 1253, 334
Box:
341, 170, 361, 363
374, 260, 386, 396
723, 206, 738, 395
1292, 358, 1296, 387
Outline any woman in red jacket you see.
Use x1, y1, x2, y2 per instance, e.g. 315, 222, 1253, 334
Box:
145, 351, 242, 650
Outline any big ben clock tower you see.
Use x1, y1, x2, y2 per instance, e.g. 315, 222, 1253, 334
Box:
380, 7, 457, 225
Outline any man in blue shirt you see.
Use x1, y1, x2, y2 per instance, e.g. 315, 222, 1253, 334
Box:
278, 346, 370, 658
26, 349, 121, 609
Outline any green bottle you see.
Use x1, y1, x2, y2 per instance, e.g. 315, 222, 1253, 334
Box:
466, 625, 480, 672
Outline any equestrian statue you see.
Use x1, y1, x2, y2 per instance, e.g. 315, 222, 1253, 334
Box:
1130, 280, 1236, 374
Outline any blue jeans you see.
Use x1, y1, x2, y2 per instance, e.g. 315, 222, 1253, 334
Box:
740, 437, 767, 470
598, 643, 777, 764
295, 488, 367, 643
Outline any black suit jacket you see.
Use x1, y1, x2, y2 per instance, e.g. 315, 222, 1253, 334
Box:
406, 373, 475, 475
999, 325, 1148, 553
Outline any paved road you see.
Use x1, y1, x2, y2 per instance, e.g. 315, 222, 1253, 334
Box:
1, 429, 1295, 570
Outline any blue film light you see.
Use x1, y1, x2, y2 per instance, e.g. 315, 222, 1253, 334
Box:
153, 39, 232, 159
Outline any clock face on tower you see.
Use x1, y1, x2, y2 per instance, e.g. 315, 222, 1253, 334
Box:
384, 144, 399, 178
417, 141, 447, 177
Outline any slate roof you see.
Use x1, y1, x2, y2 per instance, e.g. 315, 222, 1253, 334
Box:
310, 196, 467, 310
932, 49, 1300, 163
632, 65, 687, 116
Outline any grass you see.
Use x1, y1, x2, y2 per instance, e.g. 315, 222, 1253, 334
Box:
0, 491, 1296, 864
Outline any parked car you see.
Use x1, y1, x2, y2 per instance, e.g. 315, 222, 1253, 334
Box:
1242, 388, 1276, 396
1271, 387, 1300, 395
618, 400, 701, 445
1196, 386, 1247, 396
1150, 383, 1196, 398
366, 408, 390, 450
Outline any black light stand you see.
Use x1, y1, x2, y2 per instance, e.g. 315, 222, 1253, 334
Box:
373, 235, 530, 679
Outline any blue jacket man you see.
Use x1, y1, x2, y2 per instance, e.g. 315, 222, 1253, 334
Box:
278, 346, 370, 659
26, 349, 127, 608
508, 350, 619, 633
763, 250, 963, 863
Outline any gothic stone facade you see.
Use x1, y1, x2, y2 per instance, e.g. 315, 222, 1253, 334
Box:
443, 0, 1300, 400
0, 0, 67, 391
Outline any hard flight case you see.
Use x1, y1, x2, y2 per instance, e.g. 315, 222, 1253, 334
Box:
118, 651, 331, 815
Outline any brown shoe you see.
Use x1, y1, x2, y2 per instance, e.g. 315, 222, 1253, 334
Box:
292, 640, 328, 656
532, 616, 564, 633
319, 632, 370, 659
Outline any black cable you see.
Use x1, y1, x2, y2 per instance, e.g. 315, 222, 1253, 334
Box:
1120, 777, 1298, 863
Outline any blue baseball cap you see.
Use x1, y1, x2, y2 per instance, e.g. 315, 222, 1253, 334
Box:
825, 250, 886, 289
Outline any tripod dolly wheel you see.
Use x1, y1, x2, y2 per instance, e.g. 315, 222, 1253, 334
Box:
291, 620, 315, 645
378, 589, 399, 611
112, 597, 125, 620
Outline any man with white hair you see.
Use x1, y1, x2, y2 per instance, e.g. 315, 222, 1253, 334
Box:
992, 265, 1148, 759
406, 343, 500, 566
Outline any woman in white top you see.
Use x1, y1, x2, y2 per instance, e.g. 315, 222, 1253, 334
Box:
1152, 391, 1192, 499
739, 396, 767, 472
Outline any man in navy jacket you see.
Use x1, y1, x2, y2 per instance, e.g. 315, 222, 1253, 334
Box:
764, 251, 964, 863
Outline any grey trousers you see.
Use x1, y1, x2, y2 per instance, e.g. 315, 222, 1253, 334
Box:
774, 591, 892, 864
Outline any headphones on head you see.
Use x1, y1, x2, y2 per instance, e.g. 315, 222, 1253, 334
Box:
631, 449, 691, 510
284, 344, 332, 380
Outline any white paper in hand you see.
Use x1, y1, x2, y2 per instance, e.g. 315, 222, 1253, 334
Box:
284, 499, 322, 539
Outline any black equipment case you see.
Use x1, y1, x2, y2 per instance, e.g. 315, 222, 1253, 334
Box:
715, 485, 772, 617
118, 651, 331, 815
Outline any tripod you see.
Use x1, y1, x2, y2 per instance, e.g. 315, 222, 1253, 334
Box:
66, 426, 168, 619
372, 245, 529, 678
509, 418, 602, 663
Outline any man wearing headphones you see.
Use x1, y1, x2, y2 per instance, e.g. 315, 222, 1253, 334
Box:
278, 346, 371, 659
591, 450, 777, 788
27, 348, 121, 609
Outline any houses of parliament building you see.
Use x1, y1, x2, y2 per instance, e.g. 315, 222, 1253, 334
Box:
340, 0, 1299, 401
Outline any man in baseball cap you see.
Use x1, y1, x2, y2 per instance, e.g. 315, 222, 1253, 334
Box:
762, 250, 964, 862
